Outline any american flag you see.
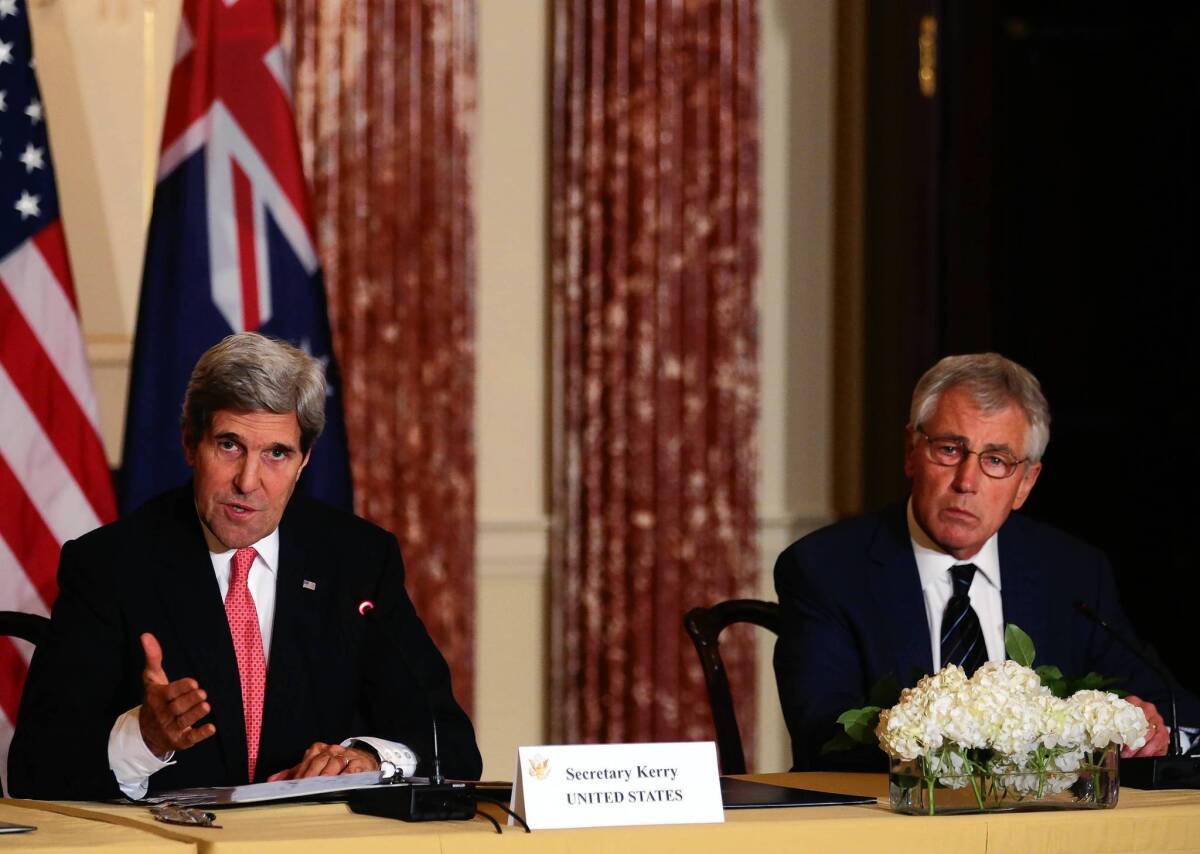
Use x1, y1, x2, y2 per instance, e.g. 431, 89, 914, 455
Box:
0, 0, 117, 782
120, 0, 352, 511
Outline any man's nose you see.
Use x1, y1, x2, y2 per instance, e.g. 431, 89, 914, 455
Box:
951, 453, 979, 492
233, 455, 262, 494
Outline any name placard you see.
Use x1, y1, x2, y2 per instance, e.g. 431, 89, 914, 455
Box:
510, 741, 724, 830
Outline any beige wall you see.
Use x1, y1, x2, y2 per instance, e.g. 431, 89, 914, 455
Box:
474, 0, 550, 781
29, 0, 181, 465
33, 0, 837, 779
755, 0, 837, 772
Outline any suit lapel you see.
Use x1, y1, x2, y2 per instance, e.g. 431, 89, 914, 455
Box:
259, 510, 325, 776
148, 489, 247, 782
998, 518, 1047, 661
868, 507, 934, 686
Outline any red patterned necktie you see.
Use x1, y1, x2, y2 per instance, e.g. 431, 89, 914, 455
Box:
225, 547, 266, 782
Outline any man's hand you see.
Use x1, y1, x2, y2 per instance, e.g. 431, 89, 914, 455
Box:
1123, 695, 1170, 758
266, 742, 380, 781
138, 632, 216, 759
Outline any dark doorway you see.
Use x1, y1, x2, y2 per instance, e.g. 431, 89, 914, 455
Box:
860, 1, 1199, 692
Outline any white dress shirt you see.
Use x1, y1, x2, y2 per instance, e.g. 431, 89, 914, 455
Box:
907, 499, 1006, 671
108, 528, 416, 799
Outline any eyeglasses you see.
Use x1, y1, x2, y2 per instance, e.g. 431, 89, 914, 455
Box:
915, 429, 1028, 479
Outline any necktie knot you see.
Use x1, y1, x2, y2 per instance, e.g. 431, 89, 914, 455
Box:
231, 547, 258, 590
950, 563, 977, 597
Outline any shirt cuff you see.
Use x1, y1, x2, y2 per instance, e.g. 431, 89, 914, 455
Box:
341, 737, 418, 777
108, 706, 175, 800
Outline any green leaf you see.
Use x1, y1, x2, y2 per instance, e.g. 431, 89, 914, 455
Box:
1076, 672, 1117, 689
1035, 664, 1062, 681
1004, 624, 1037, 667
836, 706, 883, 743
820, 731, 860, 755
834, 707, 874, 727
1034, 664, 1066, 695
1065, 672, 1125, 696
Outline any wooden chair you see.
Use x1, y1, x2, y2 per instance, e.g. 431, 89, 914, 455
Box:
0, 611, 49, 797
0, 611, 49, 647
683, 599, 781, 774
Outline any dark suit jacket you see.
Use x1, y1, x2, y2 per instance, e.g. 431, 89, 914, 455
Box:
8, 485, 481, 799
773, 503, 1200, 771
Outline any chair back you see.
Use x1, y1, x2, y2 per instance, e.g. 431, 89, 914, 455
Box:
683, 599, 781, 774
0, 611, 50, 647
0, 611, 49, 797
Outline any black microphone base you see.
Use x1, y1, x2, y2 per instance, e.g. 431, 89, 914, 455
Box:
348, 784, 476, 822
1121, 756, 1200, 790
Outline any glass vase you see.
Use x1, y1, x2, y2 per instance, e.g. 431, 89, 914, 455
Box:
889, 745, 1119, 815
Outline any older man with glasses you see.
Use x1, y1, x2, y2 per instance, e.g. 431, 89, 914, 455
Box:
773, 353, 1199, 771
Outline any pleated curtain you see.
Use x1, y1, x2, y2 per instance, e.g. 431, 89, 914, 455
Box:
550, 0, 760, 754
279, 0, 477, 710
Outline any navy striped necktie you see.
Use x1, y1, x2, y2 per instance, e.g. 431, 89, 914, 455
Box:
941, 563, 987, 676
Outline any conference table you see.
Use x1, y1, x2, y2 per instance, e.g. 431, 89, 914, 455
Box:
4, 773, 1200, 853
0, 800, 190, 853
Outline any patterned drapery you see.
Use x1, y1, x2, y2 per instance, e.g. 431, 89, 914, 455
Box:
279, 0, 477, 710
550, 0, 760, 755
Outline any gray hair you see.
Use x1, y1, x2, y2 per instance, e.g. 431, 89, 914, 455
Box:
909, 353, 1051, 463
181, 333, 327, 453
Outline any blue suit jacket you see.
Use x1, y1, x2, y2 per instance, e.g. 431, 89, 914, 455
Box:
773, 504, 1200, 770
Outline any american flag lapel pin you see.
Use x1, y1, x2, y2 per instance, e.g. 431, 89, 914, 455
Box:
302, 579, 317, 591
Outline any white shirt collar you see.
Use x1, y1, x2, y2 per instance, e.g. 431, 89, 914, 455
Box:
206, 527, 280, 575
906, 498, 1001, 593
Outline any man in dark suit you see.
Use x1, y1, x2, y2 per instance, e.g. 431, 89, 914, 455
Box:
8, 333, 480, 799
773, 353, 1198, 770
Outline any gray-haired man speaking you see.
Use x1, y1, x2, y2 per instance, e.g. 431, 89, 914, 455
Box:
10, 333, 480, 799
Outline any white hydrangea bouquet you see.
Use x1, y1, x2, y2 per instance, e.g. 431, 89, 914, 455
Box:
834, 626, 1147, 815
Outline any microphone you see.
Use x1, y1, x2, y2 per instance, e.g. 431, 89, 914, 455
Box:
429, 705, 445, 786
347, 596, 474, 822
1073, 601, 1181, 756
1074, 601, 1200, 789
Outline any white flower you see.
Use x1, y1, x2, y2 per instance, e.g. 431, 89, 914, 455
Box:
1052, 748, 1086, 772
927, 750, 973, 788
971, 659, 1049, 700
876, 666, 972, 758
1034, 694, 1088, 750
873, 660, 1146, 774
1068, 690, 1149, 750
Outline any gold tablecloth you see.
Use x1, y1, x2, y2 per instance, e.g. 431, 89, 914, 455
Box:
0, 801, 190, 853
5, 772, 1200, 854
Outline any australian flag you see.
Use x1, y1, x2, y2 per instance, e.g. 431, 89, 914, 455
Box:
120, 0, 352, 513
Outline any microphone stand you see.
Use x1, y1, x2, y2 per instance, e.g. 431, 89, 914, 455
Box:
1075, 601, 1200, 789
342, 601, 528, 829
345, 600, 475, 822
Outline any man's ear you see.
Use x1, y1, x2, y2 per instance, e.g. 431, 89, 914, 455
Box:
181, 429, 196, 467
297, 448, 312, 474
1011, 461, 1042, 510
